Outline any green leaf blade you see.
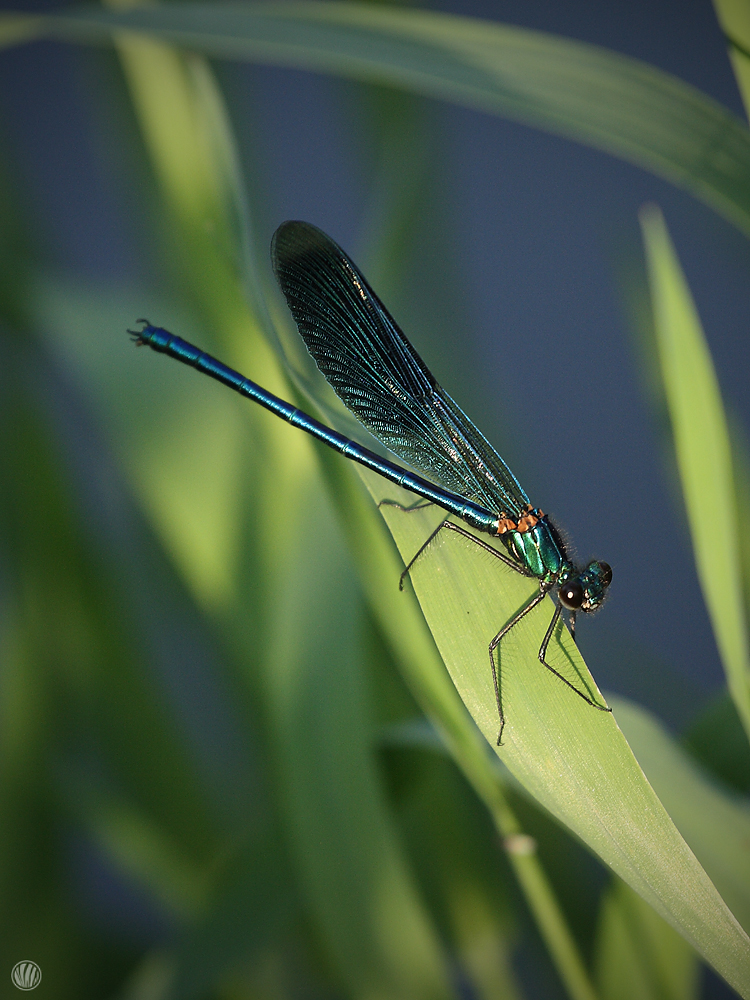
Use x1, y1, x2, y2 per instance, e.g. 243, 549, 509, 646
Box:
611, 695, 750, 937
367, 476, 750, 996
640, 204, 750, 742
10, 1, 750, 235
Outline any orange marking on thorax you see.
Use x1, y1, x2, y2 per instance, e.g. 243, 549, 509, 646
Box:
495, 505, 544, 536
496, 517, 517, 535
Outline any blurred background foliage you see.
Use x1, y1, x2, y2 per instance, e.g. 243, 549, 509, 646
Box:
1, 0, 750, 998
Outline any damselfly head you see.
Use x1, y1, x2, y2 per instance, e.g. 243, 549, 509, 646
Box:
558, 561, 612, 613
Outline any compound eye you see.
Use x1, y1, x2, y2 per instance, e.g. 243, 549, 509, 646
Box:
559, 580, 584, 610
598, 562, 613, 587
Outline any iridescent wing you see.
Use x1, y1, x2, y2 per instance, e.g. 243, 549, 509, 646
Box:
271, 221, 530, 517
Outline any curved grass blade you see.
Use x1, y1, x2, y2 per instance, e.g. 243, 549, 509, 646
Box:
640, 205, 750, 743
361, 471, 750, 997
6, 1, 750, 236
610, 695, 750, 936
315, 451, 599, 1000
0, 13, 40, 47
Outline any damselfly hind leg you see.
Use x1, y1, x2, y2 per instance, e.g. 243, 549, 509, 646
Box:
396, 518, 527, 590
397, 519, 450, 590
377, 499, 445, 589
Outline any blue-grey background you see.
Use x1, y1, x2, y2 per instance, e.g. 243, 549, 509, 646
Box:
3, 0, 747, 729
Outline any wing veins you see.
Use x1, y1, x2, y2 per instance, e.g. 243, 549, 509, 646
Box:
271, 221, 530, 516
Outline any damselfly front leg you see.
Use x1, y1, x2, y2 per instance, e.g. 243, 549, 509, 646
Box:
490, 596, 611, 745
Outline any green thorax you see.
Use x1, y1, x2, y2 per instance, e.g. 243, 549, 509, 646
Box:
503, 514, 571, 584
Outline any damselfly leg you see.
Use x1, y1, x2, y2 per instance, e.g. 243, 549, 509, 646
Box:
387, 508, 610, 743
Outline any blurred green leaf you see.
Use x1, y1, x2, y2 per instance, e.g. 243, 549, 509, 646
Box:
110, 29, 288, 611
168, 827, 298, 999
640, 205, 750, 743
76, 792, 208, 921
387, 747, 521, 1000
684, 690, 750, 794
88, 38, 458, 998
0, 327, 236, 992
712, 0, 750, 121
594, 878, 699, 1000
262, 483, 455, 1000
4, 1, 750, 236
731, 426, 750, 679
115, 952, 176, 1000
0, 13, 40, 47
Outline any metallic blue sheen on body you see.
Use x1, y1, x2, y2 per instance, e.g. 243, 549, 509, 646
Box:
135, 220, 613, 744
505, 517, 567, 583
139, 325, 500, 535
140, 324, 607, 606
577, 560, 611, 610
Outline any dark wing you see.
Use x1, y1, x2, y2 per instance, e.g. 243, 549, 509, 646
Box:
271, 220, 530, 517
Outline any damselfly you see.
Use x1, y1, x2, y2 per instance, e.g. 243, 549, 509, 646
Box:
133, 221, 612, 743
